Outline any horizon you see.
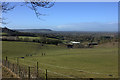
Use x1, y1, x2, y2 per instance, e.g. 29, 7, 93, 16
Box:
1, 27, 118, 32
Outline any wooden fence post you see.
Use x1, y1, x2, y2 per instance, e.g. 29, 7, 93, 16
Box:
6, 56, 8, 61
13, 63, 14, 72
22, 67, 25, 78
7, 61, 9, 68
28, 66, 30, 79
19, 65, 21, 78
37, 62, 39, 78
45, 69, 47, 80
5, 56, 8, 66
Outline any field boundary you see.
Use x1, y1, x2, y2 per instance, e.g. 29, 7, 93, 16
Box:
2, 59, 47, 79
21, 59, 115, 77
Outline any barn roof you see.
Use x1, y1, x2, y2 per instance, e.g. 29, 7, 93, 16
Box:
70, 41, 80, 44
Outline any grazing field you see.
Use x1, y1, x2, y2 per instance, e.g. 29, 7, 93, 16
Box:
19, 36, 41, 40
18, 36, 64, 43
2, 41, 118, 78
0, 33, 8, 36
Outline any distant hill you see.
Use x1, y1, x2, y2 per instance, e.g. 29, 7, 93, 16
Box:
2, 27, 18, 34
1, 27, 37, 36
15, 29, 53, 33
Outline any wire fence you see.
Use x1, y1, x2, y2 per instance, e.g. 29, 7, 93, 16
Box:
2, 58, 47, 79
2, 56, 75, 79
2, 57, 119, 80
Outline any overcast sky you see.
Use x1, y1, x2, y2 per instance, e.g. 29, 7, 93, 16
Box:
3, 2, 118, 31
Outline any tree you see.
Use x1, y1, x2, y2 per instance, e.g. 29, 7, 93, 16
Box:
24, 1, 54, 18
0, 1, 55, 23
1, 2, 16, 13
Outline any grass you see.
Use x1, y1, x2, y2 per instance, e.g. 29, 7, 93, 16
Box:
0, 33, 8, 36
18, 36, 41, 41
18, 36, 66, 44
2, 41, 118, 78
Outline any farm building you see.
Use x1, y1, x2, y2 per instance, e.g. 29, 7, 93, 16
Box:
67, 44, 73, 48
88, 42, 98, 48
67, 41, 81, 48
88, 42, 98, 46
70, 41, 80, 44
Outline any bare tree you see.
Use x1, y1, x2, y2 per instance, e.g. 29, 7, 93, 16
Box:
2, 2, 16, 13
25, 1, 55, 18
0, 1, 55, 24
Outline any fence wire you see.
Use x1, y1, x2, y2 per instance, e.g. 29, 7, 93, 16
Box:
2, 59, 47, 79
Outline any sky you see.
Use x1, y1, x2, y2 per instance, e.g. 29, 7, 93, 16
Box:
2, 2, 118, 31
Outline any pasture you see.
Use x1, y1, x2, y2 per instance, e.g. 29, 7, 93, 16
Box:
2, 41, 118, 78
19, 36, 41, 39
18, 36, 41, 42
0, 33, 8, 36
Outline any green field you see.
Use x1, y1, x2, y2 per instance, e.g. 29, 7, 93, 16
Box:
2, 41, 118, 78
18, 36, 41, 41
0, 33, 8, 36
18, 36, 65, 42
